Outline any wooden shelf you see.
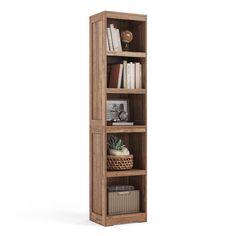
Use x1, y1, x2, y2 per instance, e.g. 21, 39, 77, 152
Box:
106, 212, 146, 226
107, 169, 146, 177
107, 51, 146, 58
106, 125, 146, 133
107, 88, 146, 94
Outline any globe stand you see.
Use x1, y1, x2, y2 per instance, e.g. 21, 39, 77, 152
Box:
123, 43, 130, 51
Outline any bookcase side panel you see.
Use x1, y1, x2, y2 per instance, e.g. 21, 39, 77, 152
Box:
92, 20, 104, 121
90, 14, 107, 225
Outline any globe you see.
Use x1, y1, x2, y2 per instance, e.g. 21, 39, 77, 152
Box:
121, 30, 133, 43
121, 30, 133, 50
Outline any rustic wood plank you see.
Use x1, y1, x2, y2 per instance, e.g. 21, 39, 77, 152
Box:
104, 11, 147, 22
106, 212, 146, 226
106, 88, 146, 94
91, 212, 103, 225
107, 169, 146, 177
107, 51, 146, 58
106, 125, 146, 133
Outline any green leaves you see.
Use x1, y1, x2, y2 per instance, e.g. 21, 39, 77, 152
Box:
107, 135, 125, 151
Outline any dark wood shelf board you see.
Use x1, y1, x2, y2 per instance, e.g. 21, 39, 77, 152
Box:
107, 169, 146, 177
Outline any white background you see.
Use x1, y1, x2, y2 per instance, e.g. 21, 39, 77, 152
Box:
0, 0, 236, 235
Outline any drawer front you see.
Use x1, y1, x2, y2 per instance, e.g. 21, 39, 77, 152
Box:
108, 190, 140, 215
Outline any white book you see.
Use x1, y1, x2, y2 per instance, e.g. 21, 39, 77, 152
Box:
106, 35, 109, 51
127, 63, 131, 89
110, 24, 119, 51
116, 28, 122, 51
117, 64, 123, 88
123, 61, 127, 88
135, 62, 139, 89
107, 28, 113, 51
130, 63, 135, 89
139, 63, 142, 88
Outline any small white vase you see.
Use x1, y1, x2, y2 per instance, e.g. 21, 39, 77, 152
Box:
109, 147, 130, 156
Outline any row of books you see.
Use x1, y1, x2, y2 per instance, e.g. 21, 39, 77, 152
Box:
108, 61, 142, 89
106, 24, 122, 52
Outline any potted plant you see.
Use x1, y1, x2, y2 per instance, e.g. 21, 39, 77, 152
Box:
107, 135, 133, 171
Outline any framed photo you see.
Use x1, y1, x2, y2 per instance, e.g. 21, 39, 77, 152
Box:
106, 99, 129, 122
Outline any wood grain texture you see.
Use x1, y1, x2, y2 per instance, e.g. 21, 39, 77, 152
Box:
107, 88, 146, 94
107, 51, 146, 58
90, 12, 107, 226
106, 125, 146, 133
107, 169, 146, 177
105, 11, 146, 21
106, 212, 146, 226
90, 11, 147, 226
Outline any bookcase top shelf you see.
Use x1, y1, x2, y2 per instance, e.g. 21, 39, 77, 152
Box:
91, 11, 146, 22
107, 51, 146, 58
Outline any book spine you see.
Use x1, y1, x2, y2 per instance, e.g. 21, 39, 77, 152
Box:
139, 63, 142, 89
116, 28, 122, 52
123, 61, 127, 88
127, 63, 131, 89
117, 64, 123, 88
107, 28, 113, 51
130, 63, 135, 89
110, 24, 119, 51
135, 62, 139, 89
106, 35, 109, 51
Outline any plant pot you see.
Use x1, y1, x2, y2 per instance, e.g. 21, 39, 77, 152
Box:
107, 155, 133, 171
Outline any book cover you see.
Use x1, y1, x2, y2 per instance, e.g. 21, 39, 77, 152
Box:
135, 62, 139, 89
123, 60, 127, 88
107, 28, 113, 51
117, 64, 123, 89
110, 24, 119, 51
127, 63, 131, 89
109, 64, 121, 88
116, 28, 122, 52
139, 63, 142, 88
130, 62, 135, 89
106, 36, 109, 51
107, 64, 111, 87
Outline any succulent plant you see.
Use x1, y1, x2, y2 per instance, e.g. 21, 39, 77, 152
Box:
107, 135, 125, 151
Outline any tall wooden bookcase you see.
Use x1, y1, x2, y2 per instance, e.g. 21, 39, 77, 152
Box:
89, 11, 147, 226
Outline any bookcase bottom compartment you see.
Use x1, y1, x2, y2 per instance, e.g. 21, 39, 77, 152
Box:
107, 176, 146, 217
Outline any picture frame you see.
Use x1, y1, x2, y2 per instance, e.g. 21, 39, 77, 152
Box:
106, 99, 129, 122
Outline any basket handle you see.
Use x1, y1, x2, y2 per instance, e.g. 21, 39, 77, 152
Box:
117, 191, 130, 195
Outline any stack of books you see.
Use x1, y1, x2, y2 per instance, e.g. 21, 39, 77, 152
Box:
108, 61, 142, 89
106, 24, 122, 52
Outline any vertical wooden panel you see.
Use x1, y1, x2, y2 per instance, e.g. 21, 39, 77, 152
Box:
92, 21, 103, 120
92, 133, 102, 214
90, 12, 107, 226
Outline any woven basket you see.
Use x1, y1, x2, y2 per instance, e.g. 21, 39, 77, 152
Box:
107, 155, 133, 171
